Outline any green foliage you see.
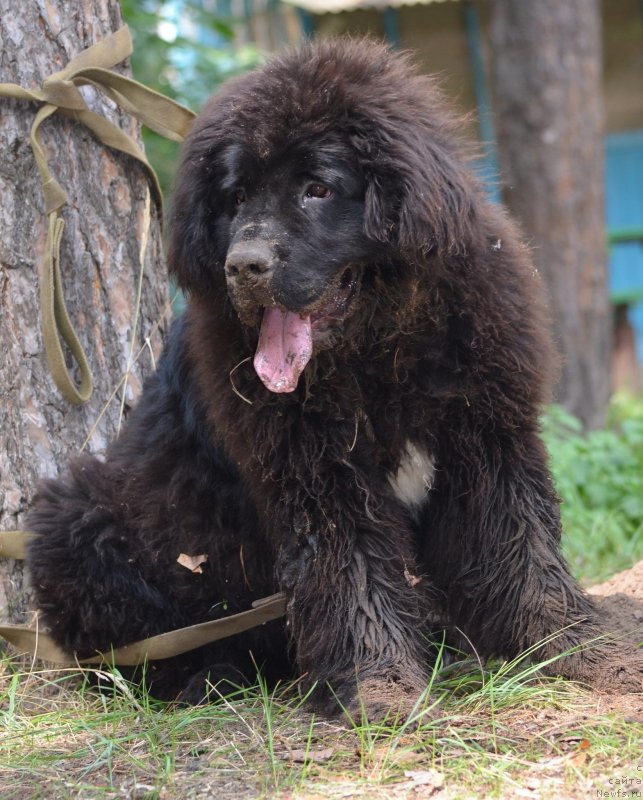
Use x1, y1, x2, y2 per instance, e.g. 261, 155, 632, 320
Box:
542, 394, 643, 582
120, 0, 261, 194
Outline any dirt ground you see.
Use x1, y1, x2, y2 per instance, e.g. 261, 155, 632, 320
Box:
2, 562, 642, 800
271, 563, 643, 800
588, 557, 643, 605
585, 559, 643, 720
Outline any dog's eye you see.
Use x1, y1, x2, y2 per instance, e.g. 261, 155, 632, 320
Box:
234, 189, 246, 206
305, 183, 332, 200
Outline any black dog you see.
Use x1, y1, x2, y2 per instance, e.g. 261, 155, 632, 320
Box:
28, 38, 642, 714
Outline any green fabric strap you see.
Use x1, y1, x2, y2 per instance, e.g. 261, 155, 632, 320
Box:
0, 594, 287, 666
0, 530, 39, 560
0, 531, 287, 664
0, 25, 196, 404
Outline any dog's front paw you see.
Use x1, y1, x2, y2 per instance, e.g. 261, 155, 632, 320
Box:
339, 671, 432, 726
178, 662, 250, 705
550, 642, 643, 694
588, 646, 643, 693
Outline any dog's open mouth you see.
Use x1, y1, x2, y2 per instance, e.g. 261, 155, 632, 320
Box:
253, 268, 359, 393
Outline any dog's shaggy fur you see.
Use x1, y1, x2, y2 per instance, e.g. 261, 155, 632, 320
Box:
28, 38, 641, 712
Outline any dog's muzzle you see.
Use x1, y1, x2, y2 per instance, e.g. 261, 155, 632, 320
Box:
224, 241, 275, 285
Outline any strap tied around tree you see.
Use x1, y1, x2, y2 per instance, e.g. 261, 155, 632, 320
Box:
0, 25, 196, 404
0, 531, 287, 665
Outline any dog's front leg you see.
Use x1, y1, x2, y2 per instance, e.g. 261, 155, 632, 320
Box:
425, 424, 643, 692
270, 472, 430, 719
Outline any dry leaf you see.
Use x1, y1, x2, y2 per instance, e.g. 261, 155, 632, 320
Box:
404, 568, 422, 588
404, 769, 445, 792
177, 553, 209, 574
281, 747, 335, 763
372, 745, 426, 768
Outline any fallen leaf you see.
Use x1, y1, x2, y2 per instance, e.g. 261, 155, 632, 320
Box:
177, 553, 209, 574
404, 769, 445, 791
558, 735, 592, 753
404, 568, 422, 588
281, 747, 335, 763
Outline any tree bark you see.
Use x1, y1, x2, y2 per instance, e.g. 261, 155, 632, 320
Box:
0, 0, 170, 623
489, 0, 610, 429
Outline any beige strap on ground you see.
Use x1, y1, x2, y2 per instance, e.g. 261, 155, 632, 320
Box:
0, 594, 287, 666
0, 531, 287, 665
0, 25, 196, 404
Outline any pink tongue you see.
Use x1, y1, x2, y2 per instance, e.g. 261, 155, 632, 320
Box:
253, 307, 313, 393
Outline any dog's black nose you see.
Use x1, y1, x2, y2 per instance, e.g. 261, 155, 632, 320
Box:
225, 242, 274, 281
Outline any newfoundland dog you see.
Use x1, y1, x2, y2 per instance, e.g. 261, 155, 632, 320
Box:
28, 38, 641, 714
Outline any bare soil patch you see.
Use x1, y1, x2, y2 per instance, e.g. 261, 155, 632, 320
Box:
585, 559, 643, 720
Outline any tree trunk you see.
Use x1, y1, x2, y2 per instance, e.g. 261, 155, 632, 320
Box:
489, 0, 610, 429
0, 0, 170, 623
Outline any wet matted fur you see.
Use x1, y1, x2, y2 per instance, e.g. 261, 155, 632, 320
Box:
28, 38, 642, 712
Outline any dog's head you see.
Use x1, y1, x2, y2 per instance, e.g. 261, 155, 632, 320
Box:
168, 38, 478, 392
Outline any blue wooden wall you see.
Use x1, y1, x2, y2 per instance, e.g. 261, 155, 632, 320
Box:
606, 130, 643, 359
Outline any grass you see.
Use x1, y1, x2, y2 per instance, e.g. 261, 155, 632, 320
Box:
1, 635, 641, 800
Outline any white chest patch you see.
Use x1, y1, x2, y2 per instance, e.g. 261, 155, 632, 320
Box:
388, 441, 435, 511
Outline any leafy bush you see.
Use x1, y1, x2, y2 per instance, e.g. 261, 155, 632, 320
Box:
541, 394, 643, 582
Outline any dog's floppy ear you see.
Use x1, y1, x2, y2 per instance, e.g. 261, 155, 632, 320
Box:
350, 130, 398, 246
362, 172, 394, 245
166, 141, 223, 295
397, 136, 478, 260
362, 132, 478, 262
354, 82, 480, 262
166, 92, 239, 295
